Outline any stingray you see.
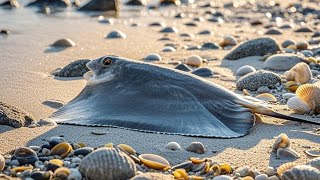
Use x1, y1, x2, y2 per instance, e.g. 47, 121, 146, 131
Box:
49, 56, 320, 138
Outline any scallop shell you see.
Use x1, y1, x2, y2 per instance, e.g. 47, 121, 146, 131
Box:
285, 62, 312, 84
277, 162, 297, 176
272, 133, 290, 151
276, 148, 300, 159
173, 169, 188, 180
50, 142, 72, 158
256, 93, 277, 102
306, 157, 320, 170
0, 154, 5, 171
281, 165, 320, 180
53, 167, 71, 179
79, 148, 136, 180
296, 84, 320, 110
14, 147, 39, 165
117, 144, 136, 155
139, 154, 170, 170
305, 150, 320, 157
287, 96, 311, 114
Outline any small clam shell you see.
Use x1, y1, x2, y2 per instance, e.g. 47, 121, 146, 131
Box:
165, 142, 181, 151
287, 96, 311, 114
79, 148, 136, 180
50, 142, 72, 158
285, 62, 312, 84
10, 165, 33, 173
285, 81, 300, 92
219, 163, 232, 174
117, 144, 136, 155
305, 150, 320, 157
272, 133, 290, 151
139, 154, 170, 170
209, 164, 221, 176
276, 148, 300, 159
173, 169, 188, 180
171, 161, 193, 171
186, 142, 206, 154
277, 162, 297, 176
256, 93, 277, 102
306, 157, 320, 170
296, 84, 320, 110
281, 165, 320, 180
191, 162, 206, 172
14, 147, 39, 165
49, 159, 63, 167
0, 154, 5, 171
53, 167, 71, 179
189, 157, 207, 164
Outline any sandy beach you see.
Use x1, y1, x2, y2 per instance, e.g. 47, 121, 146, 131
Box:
0, 0, 319, 179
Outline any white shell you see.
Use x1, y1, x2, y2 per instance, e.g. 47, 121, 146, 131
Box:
186, 55, 202, 67
285, 62, 312, 84
277, 148, 300, 159
165, 142, 181, 151
287, 97, 311, 114
281, 165, 320, 180
272, 133, 290, 151
306, 157, 320, 170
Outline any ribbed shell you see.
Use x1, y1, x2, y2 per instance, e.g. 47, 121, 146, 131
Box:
286, 62, 312, 84
272, 133, 290, 151
287, 97, 311, 114
277, 162, 297, 176
306, 157, 320, 170
296, 84, 320, 110
281, 165, 320, 180
79, 148, 136, 180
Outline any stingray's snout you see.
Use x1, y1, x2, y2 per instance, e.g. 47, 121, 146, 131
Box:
86, 60, 97, 72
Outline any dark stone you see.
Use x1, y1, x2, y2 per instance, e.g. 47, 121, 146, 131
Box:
0, 102, 34, 128
192, 68, 215, 77
160, 0, 181, 6
78, 0, 119, 11
0, 29, 10, 35
74, 147, 94, 156
48, 137, 66, 147
31, 171, 52, 180
27, 0, 71, 8
46, 163, 60, 172
0, 0, 20, 8
126, 0, 146, 6
54, 59, 90, 77
174, 64, 192, 72
40, 143, 52, 150
201, 42, 221, 50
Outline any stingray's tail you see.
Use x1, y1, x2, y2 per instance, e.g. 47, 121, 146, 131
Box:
236, 99, 320, 125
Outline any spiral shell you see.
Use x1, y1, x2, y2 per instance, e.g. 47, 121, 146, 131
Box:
306, 157, 320, 170
79, 148, 136, 180
281, 165, 320, 180
277, 162, 297, 176
287, 97, 311, 114
296, 84, 320, 110
272, 133, 290, 151
285, 62, 312, 84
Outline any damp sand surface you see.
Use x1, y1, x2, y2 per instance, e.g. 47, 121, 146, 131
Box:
0, 0, 319, 171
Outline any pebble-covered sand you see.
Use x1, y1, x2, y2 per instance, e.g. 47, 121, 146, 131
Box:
0, 0, 320, 179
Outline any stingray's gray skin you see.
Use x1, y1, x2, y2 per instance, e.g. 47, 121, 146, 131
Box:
50, 56, 319, 138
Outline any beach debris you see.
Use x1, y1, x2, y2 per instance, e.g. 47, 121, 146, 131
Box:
224, 38, 280, 60
236, 70, 281, 91
186, 142, 206, 154
285, 62, 312, 84
165, 142, 181, 151
236, 65, 256, 76
186, 55, 202, 67
280, 165, 320, 180
51, 38, 75, 47
78, 0, 119, 11
139, 154, 170, 170
160, 27, 179, 33
106, 30, 127, 39
264, 53, 305, 71
79, 148, 136, 180
192, 67, 215, 77
144, 53, 162, 61
174, 64, 192, 72
0, 102, 35, 128
53, 59, 90, 77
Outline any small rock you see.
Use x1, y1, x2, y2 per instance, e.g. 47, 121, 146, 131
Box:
186, 142, 206, 154
198, 30, 213, 35
220, 35, 237, 47
98, 16, 114, 24
265, 166, 275, 176
265, 27, 282, 35
300, 50, 313, 57
0, 29, 10, 35
54, 59, 90, 77
282, 93, 296, 100
255, 174, 268, 180
257, 86, 270, 94
296, 41, 309, 50
236, 65, 256, 76
149, 22, 166, 27
74, 147, 94, 156
192, 67, 215, 77
106, 30, 126, 39
165, 142, 181, 151
174, 64, 192, 72
9, 159, 20, 166
68, 168, 82, 180
144, 53, 162, 61
0, 102, 35, 128
294, 27, 314, 33
264, 53, 305, 71
201, 42, 221, 50
51, 38, 75, 47
126, 0, 146, 6
78, 0, 119, 11
281, 40, 295, 48
160, 0, 181, 6
186, 55, 202, 67
160, 27, 178, 33
268, 175, 279, 180
212, 175, 232, 180
162, 46, 176, 52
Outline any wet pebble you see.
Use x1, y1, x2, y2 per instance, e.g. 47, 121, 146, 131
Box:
281, 40, 295, 48
294, 26, 314, 33
198, 30, 213, 35
165, 142, 181, 151
51, 38, 75, 47
296, 41, 309, 50
265, 27, 283, 35
201, 42, 221, 50
74, 147, 94, 156
186, 142, 206, 154
192, 67, 215, 77
106, 30, 127, 39
144, 53, 162, 61
160, 27, 178, 33
255, 174, 268, 180
162, 46, 176, 52
174, 64, 192, 72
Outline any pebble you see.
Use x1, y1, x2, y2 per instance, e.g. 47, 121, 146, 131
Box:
213, 175, 233, 180
192, 67, 215, 77
295, 41, 309, 50
149, 22, 166, 27
201, 42, 221, 50
165, 142, 181, 151
265, 166, 275, 176
264, 53, 305, 71
294, 26, 314, 33
51, 38, 75, 47
106, 30, 127, 39
186, 142, 206, 154
71, 157, 81, 163
236, 65, 256, 76
0, 29, 10, 35
224, 38, 280, 60
9, 160, 20, 166
186, 55, 202, 67
257, 86, 271, 94
78, 0, 119, 11
300, 50, 313, 57
220, 35, 237, 47
198, 30, 213, 35
268, 175, 280, 180
126, 0, 146, 6
282, 93, 296, 100
68, 168, 82, 180
144, 53, 162, 61
174, 64, 192, 72
74, 147, 94, 156
265, 27, 283, 35
162, 46, 176, 52
236, 70, 281, 91
160, 27, 178, 33
0, 155, 4, 171
98, 16, 114, 24
255, 174, 268, 180
281, 40, 295, 48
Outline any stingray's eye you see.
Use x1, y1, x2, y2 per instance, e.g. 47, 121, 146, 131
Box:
102, 58, 112, 66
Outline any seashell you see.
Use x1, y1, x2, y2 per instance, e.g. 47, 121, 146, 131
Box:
256, 93, 277, 102
209, 164, 221, 176
285, 81, 300, 92
287, 96, 311, 114
236, 65, 256, 76
191, 162, 206, 173
276, 148, 300, 159
50, 142, 72, 158
212, 175, 233, 180
105, 143, 114, 148
186, 142, 206, 154
277, 163, 297, 177
305, 150, 320, 157
51, 38, 75, 47
79, 148, 136, 180
139, 154, 170, 170
54, 167, 71, 179
189, 157, 207, 164
233, 165, 252, 177
106, 30, 127, 39
189, 175, 204, 180
173, 169, 188, 180
281, 165, 320, 180
296, 84, 320, 110
243, 89, 251, 96
186, 55, 202, 67
272, 133, 290, 151
68, 168, 82, 180
174, 64, 192, 72
285, 63, 312, 84
219, 163, 232, 174
171, 161, 193, 171
117, 144, 136, 155
74, 147, 94, 156
144, 53, 162, 61
192, 67, 215, 77
219, 35, 237, 47
49, 159, 63, 167
305, 57, 318, 64
129, 154, 141, 164
165, 142, 181, 151
10, 165, 33, 173
14, 147, 39, 165
286, 44, 297, 50
0, 154, 5, 171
